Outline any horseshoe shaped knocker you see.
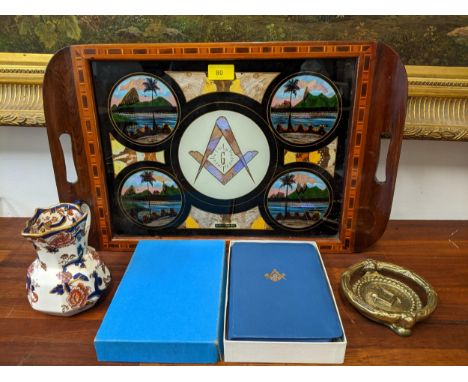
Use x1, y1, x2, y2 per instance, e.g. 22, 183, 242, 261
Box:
341, 259, 438, 336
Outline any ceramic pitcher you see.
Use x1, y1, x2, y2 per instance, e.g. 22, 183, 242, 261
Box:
22, 202, 111, 316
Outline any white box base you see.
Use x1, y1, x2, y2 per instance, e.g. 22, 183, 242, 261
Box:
223, 240, 347, 364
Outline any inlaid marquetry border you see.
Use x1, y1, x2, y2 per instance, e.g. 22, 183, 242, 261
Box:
60, 41, 375, 252
339, 47, 375, 252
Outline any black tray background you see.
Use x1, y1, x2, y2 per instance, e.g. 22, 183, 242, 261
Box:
91, 58, 357, 238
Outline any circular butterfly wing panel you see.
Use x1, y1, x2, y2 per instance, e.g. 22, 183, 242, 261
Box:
262, 165, 334, 231
117, 165, 187, 229
170, 96, 279, 214
267, 72, 342, 151
109, 73, 180, 148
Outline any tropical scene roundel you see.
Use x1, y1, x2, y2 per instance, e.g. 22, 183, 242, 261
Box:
110, 74, 178, 145
267, 170, 330, 229
120, 169, 183, 228
269, 73, 339, 146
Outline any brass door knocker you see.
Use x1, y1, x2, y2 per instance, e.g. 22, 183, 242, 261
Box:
341, 259, 438, 336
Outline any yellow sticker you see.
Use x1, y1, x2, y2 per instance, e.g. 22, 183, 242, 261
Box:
207, 64, 235, 81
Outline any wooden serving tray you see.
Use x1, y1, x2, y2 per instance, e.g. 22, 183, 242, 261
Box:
43, 41, 407, 253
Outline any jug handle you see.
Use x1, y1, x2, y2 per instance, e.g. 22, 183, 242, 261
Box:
75, 201, 91, 237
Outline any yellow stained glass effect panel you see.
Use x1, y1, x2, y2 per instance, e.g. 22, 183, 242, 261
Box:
110, 134, 165, 176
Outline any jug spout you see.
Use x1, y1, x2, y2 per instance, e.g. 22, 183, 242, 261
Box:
22, 203, 90, 269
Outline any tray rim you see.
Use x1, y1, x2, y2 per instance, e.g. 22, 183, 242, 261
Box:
43, 41, 406, 253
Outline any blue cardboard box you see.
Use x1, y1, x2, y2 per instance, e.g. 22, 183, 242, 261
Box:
224, 241, 346, 363
94, 240, 226, 364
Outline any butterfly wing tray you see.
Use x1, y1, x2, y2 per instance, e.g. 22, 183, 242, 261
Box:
43, 41, 407, 253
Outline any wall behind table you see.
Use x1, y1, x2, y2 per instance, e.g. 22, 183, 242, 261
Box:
1, 126, 467, 219
0, 126, 59, 216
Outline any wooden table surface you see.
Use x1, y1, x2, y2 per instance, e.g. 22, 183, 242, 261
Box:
1, 218, 467, 366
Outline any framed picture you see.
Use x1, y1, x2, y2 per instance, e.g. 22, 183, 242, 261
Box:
43, 42, 407, 252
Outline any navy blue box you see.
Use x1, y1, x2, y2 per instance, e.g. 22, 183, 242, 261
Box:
224, 241, 346, 363
228, 241, 343, 341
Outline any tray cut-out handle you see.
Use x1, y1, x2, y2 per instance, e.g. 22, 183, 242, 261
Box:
43, 48, 101, 247
354, 43, 408, 251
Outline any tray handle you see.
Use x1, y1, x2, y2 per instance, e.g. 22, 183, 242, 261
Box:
354, 43, 408, 251
43, 48, 100, 247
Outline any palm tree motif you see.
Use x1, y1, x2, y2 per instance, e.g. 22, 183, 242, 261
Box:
139, 170, 156, 214
279, 174, 296, 217
283, 78, 300, 130
143, 77, 160, 131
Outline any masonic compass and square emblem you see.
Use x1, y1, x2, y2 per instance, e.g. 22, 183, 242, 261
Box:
189, 116, 258, 186
177, 109, 271, 202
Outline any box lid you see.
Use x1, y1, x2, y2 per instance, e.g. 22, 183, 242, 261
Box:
94, 239, 226, 364
227, 241, 343, 341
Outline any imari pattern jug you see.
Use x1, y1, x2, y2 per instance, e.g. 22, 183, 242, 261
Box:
22, 203, 111, 316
